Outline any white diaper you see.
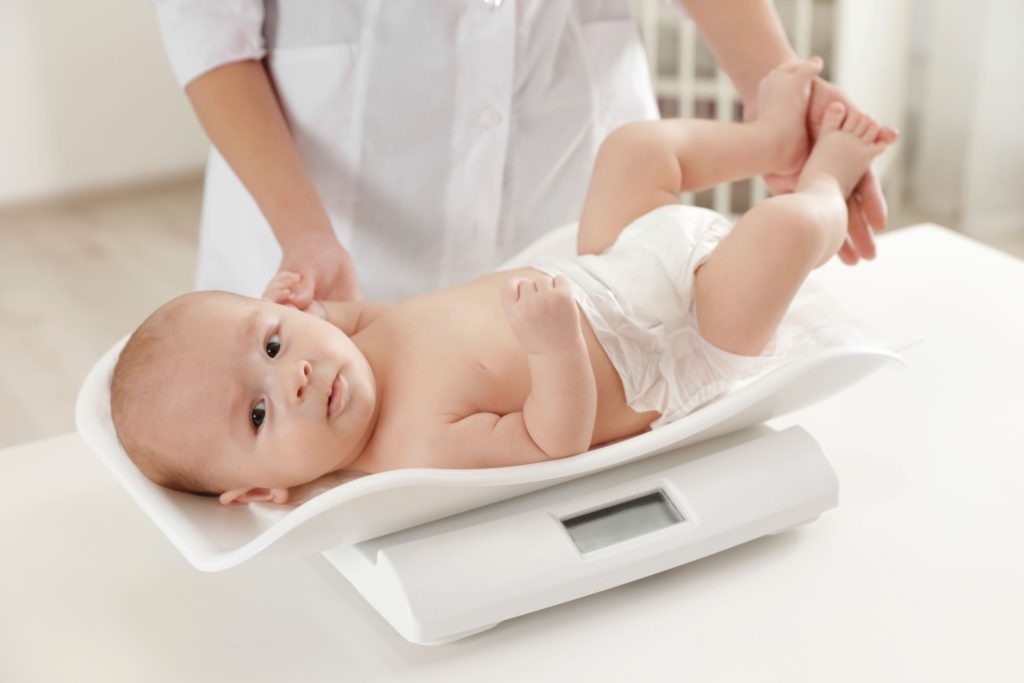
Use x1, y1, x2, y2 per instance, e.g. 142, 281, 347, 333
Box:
533, 204, 867, 428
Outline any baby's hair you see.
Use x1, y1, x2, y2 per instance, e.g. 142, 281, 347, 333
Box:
110, 296, 219, 497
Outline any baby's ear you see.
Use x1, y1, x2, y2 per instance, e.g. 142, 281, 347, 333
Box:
219, 487, 290, 506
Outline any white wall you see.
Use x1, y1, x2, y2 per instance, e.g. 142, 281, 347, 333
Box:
961, 0, 1024, 238
832, 0, 912, 182
0, 0, 209, 206
911, 0, 1024, 240
910, 0, 984, 220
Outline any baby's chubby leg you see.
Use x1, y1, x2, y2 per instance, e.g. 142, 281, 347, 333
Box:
577, 58, 822, 255
694, 103, 892, 356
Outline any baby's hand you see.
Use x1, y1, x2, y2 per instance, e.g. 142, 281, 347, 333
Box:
501, 275, 583, 355
263, 271, 327, 319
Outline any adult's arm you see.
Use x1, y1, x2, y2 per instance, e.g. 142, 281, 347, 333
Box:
185, 61, 334, 258
678, 0, 797, 105
150, 0, 358, 299
185, 61, 359, 300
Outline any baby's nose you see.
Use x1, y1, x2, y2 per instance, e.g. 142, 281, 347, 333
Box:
293, 360, 312, 401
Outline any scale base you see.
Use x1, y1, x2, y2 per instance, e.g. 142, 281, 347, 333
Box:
415, 624, 500, 647
324, 426, 838, 646
767, 514, 823, 536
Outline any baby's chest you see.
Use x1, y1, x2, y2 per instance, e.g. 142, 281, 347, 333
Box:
390, 335, 532, 419
367, 347, 528, 468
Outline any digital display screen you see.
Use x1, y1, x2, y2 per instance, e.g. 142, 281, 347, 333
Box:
561, 490, 683, 554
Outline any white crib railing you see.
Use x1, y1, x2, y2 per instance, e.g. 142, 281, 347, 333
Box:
632, 0, 821, 218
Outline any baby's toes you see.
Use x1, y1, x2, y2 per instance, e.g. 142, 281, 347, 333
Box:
869, 140, 890, 156
841, 109, 862, 133
879, 125, 901, 144
861, 117, 881, 143
852, 113, 874, 138
820, 101, 846, 133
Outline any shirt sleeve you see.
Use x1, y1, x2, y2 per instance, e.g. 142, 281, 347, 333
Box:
149, 0, 266, 88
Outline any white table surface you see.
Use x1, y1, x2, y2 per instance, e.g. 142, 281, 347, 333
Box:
2, 225, 1022, 682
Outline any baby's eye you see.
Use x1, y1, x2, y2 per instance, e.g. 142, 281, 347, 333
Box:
265, 333, 281, 358
251, 399, 267, 430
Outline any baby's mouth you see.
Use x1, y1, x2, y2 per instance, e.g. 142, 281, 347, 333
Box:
327, 373, 348, 418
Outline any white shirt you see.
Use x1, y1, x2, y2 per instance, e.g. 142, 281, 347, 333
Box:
151, 0, 658, 302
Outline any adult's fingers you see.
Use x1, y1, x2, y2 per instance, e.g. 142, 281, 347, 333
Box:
846, 194, 877, 262
261, 271, 297, 302
837, 237, 858, 265
856, 168, 888, 232
286, 269, 317, 308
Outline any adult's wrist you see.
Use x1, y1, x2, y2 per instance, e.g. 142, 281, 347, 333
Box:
273, 211, 338, 253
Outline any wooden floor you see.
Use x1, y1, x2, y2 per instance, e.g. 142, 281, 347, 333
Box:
1, 177, 201, 448
2, 177, 1023, 448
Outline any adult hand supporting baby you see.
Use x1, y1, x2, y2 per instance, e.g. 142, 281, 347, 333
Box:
263, 271, 328, 320
266, 230, 361, 306
744, 77, 900, 265
184, 60, 363, 303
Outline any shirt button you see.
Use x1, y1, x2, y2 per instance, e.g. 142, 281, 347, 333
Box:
481, 106, 502, 127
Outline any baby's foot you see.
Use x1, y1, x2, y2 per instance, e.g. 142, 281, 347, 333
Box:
796, 102, 891, 198
754, 57, 822, 175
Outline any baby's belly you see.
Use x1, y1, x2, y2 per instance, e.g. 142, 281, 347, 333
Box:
456, 268, 660, 446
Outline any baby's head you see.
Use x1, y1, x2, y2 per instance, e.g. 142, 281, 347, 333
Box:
110, 291, 378, 505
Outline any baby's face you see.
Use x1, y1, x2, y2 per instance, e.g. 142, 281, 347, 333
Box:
162, 293, 377, 496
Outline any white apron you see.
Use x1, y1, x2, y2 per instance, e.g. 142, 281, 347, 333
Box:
151, 0, 659, 302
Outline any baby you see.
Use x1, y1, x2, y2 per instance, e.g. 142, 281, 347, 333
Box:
111, 58, 894, 505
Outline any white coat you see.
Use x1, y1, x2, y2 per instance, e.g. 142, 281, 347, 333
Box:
151, 0, 659, 302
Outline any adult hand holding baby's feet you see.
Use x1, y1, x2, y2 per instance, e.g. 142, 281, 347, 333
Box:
805, 79, 899, 264
744, 59, 900, 264
501, 275, 584, 355
263, 271, 328, 320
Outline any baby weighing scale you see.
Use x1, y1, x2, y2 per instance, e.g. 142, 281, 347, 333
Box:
77, 335, 902, 645
74, 223, 905, 645
322, 424, 833, 644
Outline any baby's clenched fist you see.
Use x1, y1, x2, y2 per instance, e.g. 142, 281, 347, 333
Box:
501, 275, 583, 355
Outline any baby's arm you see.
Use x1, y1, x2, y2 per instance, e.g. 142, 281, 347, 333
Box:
501, 275, 597, 458
435, 275, 597, 467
